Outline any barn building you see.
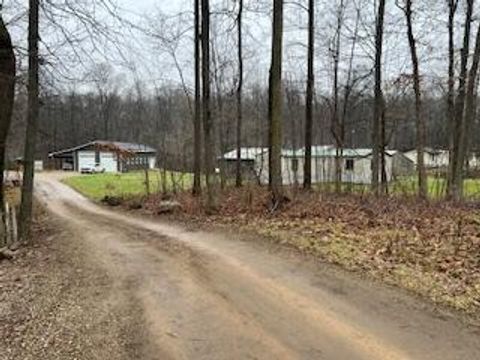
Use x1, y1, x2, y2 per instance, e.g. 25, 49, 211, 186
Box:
48, 141, 157, 173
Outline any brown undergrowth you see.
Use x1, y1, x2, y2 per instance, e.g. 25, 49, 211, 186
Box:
137, 185, 480, 315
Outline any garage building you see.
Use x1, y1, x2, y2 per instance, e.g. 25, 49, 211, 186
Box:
48, 140, 157, 173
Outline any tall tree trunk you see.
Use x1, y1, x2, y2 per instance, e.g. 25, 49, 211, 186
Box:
449, 0, 474, 200
380, 109, 388, 193
404, 0, 427, 198
269, 0, 284, 204
372, 0, 386, 195
447, 0, 457, 183
341, 9, 360, 192
201, 0, 215, 209
303, 0, 314, 190
332, 35, 340, 192
332, 0, 345, 193
192, 0, 202, 196
211, 43, 227, 189
235, 0, 243, 187
458, 22, 480, 190
19, 0, 40, 242
0, 15, 16, 247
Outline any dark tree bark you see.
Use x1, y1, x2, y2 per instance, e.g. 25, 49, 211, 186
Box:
372, 0, 386, 195
211, 42, 227, 189
403, 0, 427, 198
0, 15, 16, 246
235, 0, 244, 187
303, 0, 314, 190
193, 0, 202, 195
19, 0, 40, 242
269, 0, 284, 204
458, 21, 480, 189
331, 0, 345, 193
449, 0, 474, 199
201, 0, 215, 209
340, 8, 360, 193
447, 0, 458, 177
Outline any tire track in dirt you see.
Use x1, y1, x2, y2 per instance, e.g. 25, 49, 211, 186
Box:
34, 173, 480, 360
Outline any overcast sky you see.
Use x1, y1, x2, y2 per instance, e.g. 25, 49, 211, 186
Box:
1, 0, 460, 96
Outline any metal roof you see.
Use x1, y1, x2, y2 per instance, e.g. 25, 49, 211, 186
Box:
404, 147, 448, 155
255, 146, 399, 158
220, 147, 267, 161
49, 140, 156, 158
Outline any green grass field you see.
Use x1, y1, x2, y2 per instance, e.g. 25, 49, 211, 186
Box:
63, 170, 480, 202
63, 170, 193, 201
391, 177, 480, 199
312, 176, 480, 199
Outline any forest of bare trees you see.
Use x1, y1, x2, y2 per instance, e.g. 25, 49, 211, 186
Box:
2, 0, 480, 235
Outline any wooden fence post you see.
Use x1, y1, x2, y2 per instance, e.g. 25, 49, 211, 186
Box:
11, 205, 18, 245
5, 202, 11, 246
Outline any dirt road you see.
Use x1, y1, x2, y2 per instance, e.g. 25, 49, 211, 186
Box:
34, 174, 480, 360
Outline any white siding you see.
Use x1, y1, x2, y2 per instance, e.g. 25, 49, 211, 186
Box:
282, 157, 303, 185
341, 157, 394, 184
254, 153, 270, 184
254, 153, 395, 185
78, 151, 96, 170
404, 150, 449, 169
312, 157, 336, 183
100, 152, 118, 172
34, 160, 43, 172
148, 156, 156, 170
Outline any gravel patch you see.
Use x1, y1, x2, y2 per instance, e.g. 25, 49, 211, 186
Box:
0, 211, 148, 360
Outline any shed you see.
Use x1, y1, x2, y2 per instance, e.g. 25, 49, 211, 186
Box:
218, 147, 267, 181
404, 148, 449, 169
48, 140, 157, 173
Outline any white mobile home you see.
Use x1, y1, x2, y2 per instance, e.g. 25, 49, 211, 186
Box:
255, 147, 414, 185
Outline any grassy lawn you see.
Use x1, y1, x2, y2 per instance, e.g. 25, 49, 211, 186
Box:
63, 170, 480, 202
314, 176, 480, 199
63, 170, 193, 201
392, 177, 480, 199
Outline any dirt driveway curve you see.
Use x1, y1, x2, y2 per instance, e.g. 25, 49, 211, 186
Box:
34, 173, 480, 360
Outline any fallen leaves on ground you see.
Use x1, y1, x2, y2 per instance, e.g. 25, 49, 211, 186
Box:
141, 185, 480, 314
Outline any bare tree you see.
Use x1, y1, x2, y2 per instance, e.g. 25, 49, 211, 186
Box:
331, 0, 346, 193
202, 0, 215, 209
211, 36, 233, 189
457, 17, 480, 192
398, 0, 427, 198
269, 0, 284, 205
372, 0, 386, 195
235, 0, 244, 187
449, 0, 474, 199
0, 13, 16, 246
303, 0, 314, 189
447, 0, 458, 164
19, 0, 40, 242
193, 0, 202, 195
89, 63, 118, 140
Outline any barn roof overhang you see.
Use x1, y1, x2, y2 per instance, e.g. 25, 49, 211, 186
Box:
49, 140, 157, 158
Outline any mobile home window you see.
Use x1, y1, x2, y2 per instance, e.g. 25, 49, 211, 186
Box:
291, 158, 299, 172
345, 159, 354, 171
95, 151, 100, 165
